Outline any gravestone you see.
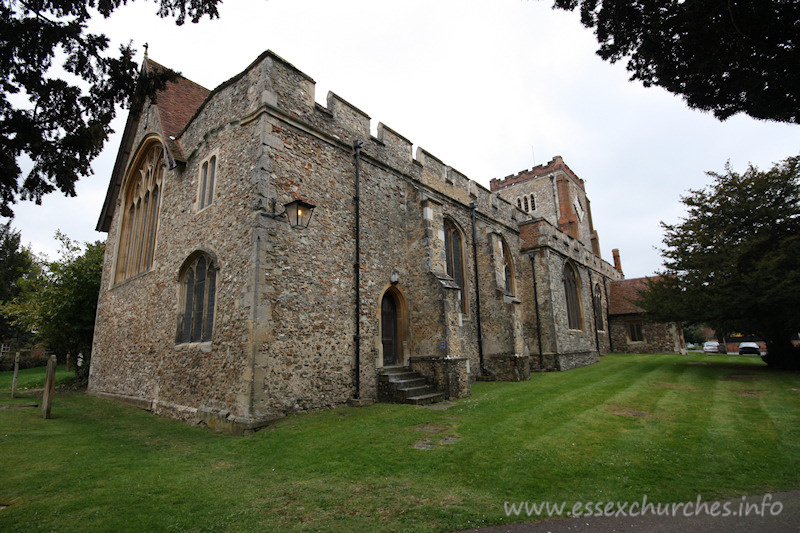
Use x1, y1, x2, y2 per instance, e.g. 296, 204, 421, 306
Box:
42, 355, 57, 419
11, 352, 20, 398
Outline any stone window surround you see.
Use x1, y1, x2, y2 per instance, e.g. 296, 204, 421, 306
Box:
515, 194, 537, 213
593, 282, 605, 331
498, 235, 516, 296
196, 151, 219, 212
113, 137, 164, 284
627, 320, 645, 343
176, 249, 219, 345
443, 216, 469, 315
563, 261, 583, 331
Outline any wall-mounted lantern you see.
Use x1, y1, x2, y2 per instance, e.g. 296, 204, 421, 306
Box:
265, 198, 316, 229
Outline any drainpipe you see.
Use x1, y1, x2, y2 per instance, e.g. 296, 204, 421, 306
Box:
353, 140, 363, 399
470, 202, 485, 374
248, 229, 261, 417
528, 251, 543, 358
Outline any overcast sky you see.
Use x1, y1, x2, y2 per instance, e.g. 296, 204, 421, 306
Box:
5, 0, 799, 278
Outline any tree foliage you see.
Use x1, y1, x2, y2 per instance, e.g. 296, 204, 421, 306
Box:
2, 232, 104, 379
553, 0, 800, 123
0, 0, 223, 217
638, 155, 800, 368
0, 221, 38, 342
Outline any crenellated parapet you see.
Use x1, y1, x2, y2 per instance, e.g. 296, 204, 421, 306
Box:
489, 155, 586, 192
176, 50, 524, 233
519, 218, 620, 280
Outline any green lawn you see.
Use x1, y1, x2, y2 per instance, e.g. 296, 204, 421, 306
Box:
0, 365, 75, 394
1, 353, 798, 531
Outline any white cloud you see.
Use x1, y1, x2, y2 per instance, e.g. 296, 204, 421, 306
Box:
5, 0, 799, 278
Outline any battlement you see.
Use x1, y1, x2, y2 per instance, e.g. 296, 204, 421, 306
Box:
218, 50, 521, 228
489, 155, 585, 192
519, 218, 619, 279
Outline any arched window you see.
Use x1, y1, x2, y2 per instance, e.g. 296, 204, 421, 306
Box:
564, 263, 582, 330
593, 283, 604, 331
501, 238, 515, 295
444, 218, 468, 313
517, 198, 522, 209
530, 194, 536, 210
177, 252, 218, 343
115, 140, 164, 282
523, 196, 529, 212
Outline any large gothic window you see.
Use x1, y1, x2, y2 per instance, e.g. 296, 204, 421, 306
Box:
177, 252, 217, 344
115, 141, 164, 282
564, 263, 582, 330
444, 218, 467, 313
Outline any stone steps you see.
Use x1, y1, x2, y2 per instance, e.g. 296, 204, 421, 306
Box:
378, 366, 446, 405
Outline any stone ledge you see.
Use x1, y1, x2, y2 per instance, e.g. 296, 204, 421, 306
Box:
197, 409, 285, 436
88, 390, 283, 436
89, 390, 153, 411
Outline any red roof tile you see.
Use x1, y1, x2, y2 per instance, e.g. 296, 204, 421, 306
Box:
609, 277, 660, 316
145, 58, 210, 159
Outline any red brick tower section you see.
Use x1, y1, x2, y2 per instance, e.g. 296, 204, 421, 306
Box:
556, 175, 578, 239
490, 155, 602, 256
586, 197, 601, 256
612, 248, 623, 276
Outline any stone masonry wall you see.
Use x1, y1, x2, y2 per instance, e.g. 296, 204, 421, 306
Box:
609, 316, 684, 354
91, 50, 621, 430
89, 76, 261, 427
518, 217, 620, 371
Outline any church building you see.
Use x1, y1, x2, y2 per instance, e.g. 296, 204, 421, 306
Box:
88, 51, 622, 434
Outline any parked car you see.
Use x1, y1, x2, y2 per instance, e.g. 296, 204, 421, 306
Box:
703, 341, 720, 354
738, 342, 761, 355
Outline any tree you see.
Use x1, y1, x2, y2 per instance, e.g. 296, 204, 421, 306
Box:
637, 155, 800, 369
3, 232, 105, 380
0, 222, 37, 343
0, 0, 223, 217
552, 0, 800, 123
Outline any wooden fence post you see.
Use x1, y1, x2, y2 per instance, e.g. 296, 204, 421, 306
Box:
42, 355, 57, 419
11, 352, 20, 398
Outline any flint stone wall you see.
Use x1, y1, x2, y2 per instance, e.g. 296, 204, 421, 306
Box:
90, 50, 620, 433
610, 316, 684, 354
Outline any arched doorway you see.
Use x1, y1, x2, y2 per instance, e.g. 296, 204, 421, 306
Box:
381, 291, 399, 366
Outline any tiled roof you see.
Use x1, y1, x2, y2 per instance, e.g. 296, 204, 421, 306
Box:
145, 58, 210, 161
609, 277, 659, 316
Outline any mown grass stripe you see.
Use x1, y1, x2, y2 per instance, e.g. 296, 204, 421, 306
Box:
1, 355, 799, 532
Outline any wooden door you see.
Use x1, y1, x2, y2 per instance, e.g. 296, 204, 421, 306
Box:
381, 292, 398, 366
